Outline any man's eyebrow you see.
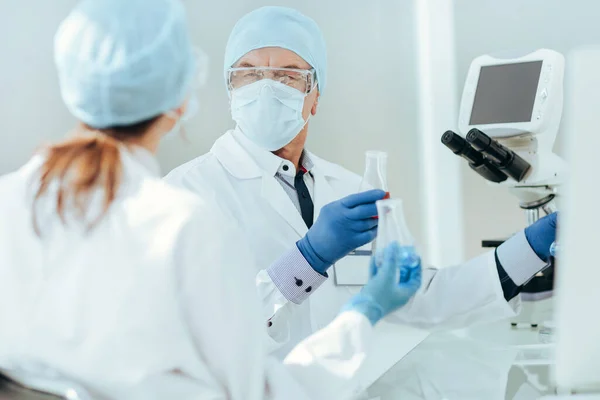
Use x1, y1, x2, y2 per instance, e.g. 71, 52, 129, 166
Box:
281, 64, 305, 69
232, 62, 310, 69
235, 61, 255, 68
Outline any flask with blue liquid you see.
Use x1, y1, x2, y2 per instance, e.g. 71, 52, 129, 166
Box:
374, 199, 420, 275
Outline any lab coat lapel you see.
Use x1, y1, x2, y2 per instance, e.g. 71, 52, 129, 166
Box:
261, 175, 308, 238
212, 130, 309, 237
265, 156, 338, 238
311, 165, 338, 220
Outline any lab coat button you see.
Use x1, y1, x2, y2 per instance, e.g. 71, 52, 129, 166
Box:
282, 165, 289, 171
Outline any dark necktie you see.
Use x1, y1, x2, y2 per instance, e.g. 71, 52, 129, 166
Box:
294, 169, 314, 229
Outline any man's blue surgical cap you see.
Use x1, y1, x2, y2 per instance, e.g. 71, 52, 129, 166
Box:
224, 6, 328, 95
54, 0, 196, 129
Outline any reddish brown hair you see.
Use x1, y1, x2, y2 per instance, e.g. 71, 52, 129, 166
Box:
33, 117, 160, 235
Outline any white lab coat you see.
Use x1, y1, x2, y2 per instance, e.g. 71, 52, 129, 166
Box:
165, 129, 521, 360
0, 147, 376, 400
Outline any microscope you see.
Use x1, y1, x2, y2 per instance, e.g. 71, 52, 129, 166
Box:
442, 49, 567, 327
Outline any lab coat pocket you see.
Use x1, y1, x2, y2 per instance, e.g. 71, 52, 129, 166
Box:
333, 245, 372, 286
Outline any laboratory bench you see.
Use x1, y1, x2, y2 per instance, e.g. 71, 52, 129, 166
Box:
364, 319, 554, 400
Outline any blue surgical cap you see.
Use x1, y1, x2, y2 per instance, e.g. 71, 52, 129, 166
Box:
224, 6, 328, 95
54, 0, 196, 129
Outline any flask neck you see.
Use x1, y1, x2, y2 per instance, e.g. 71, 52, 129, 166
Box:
362, 156, 388, 191
376, 200, 414, 247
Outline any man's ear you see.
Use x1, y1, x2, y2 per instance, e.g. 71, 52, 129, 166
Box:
311, 92, 320, 116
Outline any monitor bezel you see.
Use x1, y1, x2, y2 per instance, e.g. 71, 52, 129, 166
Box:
458, 49, 564, 139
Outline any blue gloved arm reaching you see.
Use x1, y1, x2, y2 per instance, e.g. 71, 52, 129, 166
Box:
524, 212, 558, 262
496, 212, 559, 298
342, 242, 422, 325
297, 189, 386, 274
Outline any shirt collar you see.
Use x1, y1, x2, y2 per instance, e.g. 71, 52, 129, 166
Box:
125, 145, 161, 177
277, 152, 315, 179
232, 128, 314, 178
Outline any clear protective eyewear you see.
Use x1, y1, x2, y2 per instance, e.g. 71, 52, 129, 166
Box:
227, 67, 316, 95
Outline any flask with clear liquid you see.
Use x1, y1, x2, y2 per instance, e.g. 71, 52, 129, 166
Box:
374, 199, 420, 269
359, 151, 390, 198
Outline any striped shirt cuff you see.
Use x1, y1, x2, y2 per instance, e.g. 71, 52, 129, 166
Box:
267, 246, 328, 305
497, 230, 548, 286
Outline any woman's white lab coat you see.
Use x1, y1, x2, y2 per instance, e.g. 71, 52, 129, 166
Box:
0, 148, 376, 400
165, 129, 521, 363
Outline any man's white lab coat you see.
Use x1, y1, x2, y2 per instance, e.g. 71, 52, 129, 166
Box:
165, 129, 521, 364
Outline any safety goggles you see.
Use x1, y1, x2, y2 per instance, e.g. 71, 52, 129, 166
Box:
227, 67, 316, 95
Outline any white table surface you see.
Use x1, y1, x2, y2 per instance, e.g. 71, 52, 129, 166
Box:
364, 318, 555, 400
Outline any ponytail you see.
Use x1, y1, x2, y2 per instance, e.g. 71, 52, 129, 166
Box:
33, 134, 122, 235
33, 116, 160, 235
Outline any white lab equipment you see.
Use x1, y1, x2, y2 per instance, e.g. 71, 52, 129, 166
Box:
548, 45, 600, 398
457, 48, 566, 222
444, 49, 566, 328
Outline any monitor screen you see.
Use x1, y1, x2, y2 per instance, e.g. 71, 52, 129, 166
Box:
469, 60, 543, 125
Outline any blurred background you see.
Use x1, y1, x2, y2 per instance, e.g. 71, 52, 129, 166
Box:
0, 0, 596, 264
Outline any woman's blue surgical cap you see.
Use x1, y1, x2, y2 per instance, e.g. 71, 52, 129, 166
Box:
54, 0, 196, 129
224, 6, 328, 95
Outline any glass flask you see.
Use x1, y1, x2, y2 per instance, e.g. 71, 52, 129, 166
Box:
359, 151, 390, 198
374, 199, 420, 269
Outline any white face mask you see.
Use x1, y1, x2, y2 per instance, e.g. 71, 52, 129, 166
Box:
230, 79, 310, 151
164, 94, 199, 140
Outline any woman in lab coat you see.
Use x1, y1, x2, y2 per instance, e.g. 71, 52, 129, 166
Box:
165, 5, 558, 365
0, 1, 422, 399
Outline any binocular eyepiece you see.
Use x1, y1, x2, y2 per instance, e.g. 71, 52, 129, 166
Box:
441, 129, 531, 183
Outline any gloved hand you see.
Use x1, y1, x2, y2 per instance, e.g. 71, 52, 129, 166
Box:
296, 189, 386, 274
341, 242, 422, 325
524, 212, 558, 262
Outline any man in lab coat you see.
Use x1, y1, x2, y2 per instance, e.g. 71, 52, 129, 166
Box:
165, 6, 556, 363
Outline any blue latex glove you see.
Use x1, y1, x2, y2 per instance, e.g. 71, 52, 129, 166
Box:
341, 242, 422, 325
297, 189, 386, 274
524, 212, 558, 262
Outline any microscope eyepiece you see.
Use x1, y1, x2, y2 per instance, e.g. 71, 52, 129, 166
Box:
442, 131, 484, 165
441, 130, 463, 151
466, 128, 531, 182
441, 130, 508, 183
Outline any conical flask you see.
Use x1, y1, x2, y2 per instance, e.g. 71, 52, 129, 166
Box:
374, 199, 419, 268
359, 151, 390, 197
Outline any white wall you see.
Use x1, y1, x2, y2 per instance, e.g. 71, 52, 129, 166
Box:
0, 0, 77, 173
0, 0, 426, 252
454, 0, 600, 258
7, 1, 594, 261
